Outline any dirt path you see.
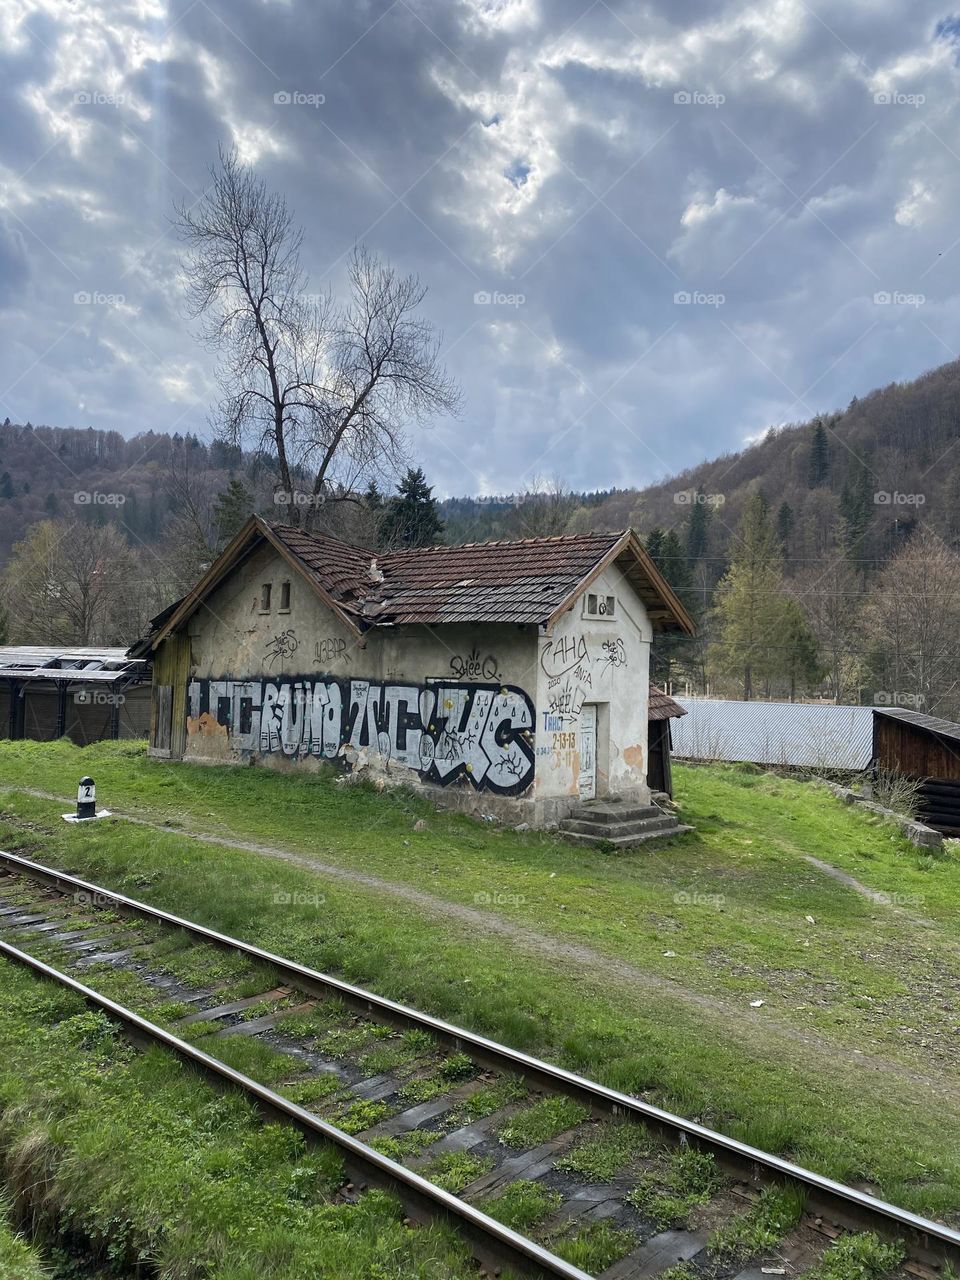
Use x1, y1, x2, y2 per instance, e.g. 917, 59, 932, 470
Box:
5, 784, 958, 1103
802, 853, 936, 928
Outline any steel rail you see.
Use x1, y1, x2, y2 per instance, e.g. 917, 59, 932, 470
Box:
1, 847, 958, 1269
0, 937, 591, 1280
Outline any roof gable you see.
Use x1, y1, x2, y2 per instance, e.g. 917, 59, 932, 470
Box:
144, 518, 695, 651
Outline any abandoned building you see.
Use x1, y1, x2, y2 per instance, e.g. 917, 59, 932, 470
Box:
0, 646, 151, 744
135, 517, 695, 828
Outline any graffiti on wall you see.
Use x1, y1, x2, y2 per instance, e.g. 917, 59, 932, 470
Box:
449, 647, 501, 682
315, 637, 351, 665
265, 629, 299, 664
187, 676, 535, 795
539, 632, 628, 726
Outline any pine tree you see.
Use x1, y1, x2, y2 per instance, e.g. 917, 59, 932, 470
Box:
710, 493, 785, 699
779, 599, 822, 701
379, 468, 444, 548
686, 490, 710, 561
646, 528, 698, 687
645, 527, 666, 566
839, 460, 874, 568
775, 501, 794, 553
213, 477, 253, 548
0, 472, 13, 500
807, 419, 830, 488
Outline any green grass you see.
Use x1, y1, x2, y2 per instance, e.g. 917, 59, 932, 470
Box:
496, 1096, 588, 1148
627, 1145, 724, 1229
555, 1120, 652, 1182
482, 1180, 563, 1231
810, 1232, 906, 1280
0, 959, 473, 1279
370, 1129, 443, 1162
3, 741, 960, 1220
709, 1184, 807, 1261
0, 1196, 47, 1280
420, 1151, 494, 1194
550, 1219, 635, 1271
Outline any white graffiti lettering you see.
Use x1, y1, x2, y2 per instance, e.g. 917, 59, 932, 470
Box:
187, 675, 535, 795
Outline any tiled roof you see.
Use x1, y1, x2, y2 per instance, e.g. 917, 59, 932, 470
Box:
271, 525, 627, 627
140, 517, 694, 653
269, 526, 375, 619
648, 684, 687, 721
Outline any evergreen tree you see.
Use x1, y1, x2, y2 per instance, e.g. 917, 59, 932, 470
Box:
839, 460, 874, 568
780, 599, 823, 701
645, 527, 666, 566
0, 472, 13, 500
709, 493, 785, 699
44, 491, 60, 516
807, 419, 830, 488
686, 490, 710, 561
212, 477, 253, 548
379, 468, 444, 548
775, 501, 794, 553
646, 527, 698, 687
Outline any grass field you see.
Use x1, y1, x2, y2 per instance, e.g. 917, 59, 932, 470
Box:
0, 738, 958, 1232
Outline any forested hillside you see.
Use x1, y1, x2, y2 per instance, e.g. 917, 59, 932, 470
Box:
2, 354, 960, 714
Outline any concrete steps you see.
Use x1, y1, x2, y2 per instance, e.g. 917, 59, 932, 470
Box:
559, 800, 692, 848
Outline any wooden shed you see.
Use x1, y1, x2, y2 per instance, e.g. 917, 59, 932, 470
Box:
0, 647, 152, 745
647, 684, 687, 798
872, 707, 960, 835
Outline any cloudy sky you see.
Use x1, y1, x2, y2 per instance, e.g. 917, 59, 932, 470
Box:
2, 0, 959, 497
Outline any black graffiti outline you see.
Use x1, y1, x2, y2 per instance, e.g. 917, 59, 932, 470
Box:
188, 675, 536, 796
265, 629, 299, 665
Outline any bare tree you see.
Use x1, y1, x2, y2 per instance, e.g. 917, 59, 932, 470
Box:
3, 519, 141, 645
862, 529, 960, 715
176, 148, 460, 526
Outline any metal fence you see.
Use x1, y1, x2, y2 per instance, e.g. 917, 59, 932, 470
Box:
672, 698, 874, 770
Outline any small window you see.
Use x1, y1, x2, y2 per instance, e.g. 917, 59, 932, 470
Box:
583, 592, 616, 619
279, 581, 291, 612
260, 583, 272, 612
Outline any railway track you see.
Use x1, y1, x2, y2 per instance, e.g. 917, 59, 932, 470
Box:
0, 845, 957, 1280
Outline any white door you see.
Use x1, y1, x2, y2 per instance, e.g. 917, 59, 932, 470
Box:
578, 705, 597, 801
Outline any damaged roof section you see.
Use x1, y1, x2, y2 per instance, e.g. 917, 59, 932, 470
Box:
141, 516, 695, 652
0, 646, 150, 684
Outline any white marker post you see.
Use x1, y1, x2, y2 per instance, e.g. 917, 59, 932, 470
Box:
62, 776, 111, 824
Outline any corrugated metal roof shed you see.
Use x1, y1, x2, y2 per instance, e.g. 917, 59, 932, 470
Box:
671, 698, 874, 769
0, 647, 150, 684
